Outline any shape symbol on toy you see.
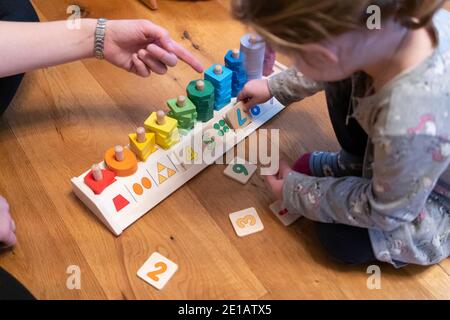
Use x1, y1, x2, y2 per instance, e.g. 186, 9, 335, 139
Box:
213, 120, 230, 137
233, 164, 248, 176
147, 262, 167, 281
250, 105, 261, 117
156, 162, 177, 184
237, 215, 256, 228
185, 147, 198, 161
113, 195, 130, 212
278, 208, 288, 216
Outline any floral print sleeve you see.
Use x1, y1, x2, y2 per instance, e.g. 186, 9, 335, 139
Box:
283, 134, 450, 231
268, 68, 324, 106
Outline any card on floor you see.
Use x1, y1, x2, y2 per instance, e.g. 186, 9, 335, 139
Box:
229, 207, 264, 237
269, 200, 302, 226
137, 252, 178, 290
223, 157, 257, 184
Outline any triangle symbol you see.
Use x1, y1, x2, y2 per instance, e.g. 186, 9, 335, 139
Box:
168, 168, 176, 177
157, 162, 167, 173
158, 174, 167, 184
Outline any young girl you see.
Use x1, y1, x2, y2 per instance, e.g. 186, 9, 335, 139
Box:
234, 0, 450, 267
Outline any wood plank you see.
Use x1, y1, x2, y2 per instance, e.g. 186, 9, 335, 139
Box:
0, 114, 106, 299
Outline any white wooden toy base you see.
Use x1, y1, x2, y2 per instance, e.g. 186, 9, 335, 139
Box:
71, 62, 287, 236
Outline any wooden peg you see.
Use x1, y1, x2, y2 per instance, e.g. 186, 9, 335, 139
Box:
214, 65, 223, 75
177, 95, 186, 107
92, 164, 103, 181
196, 80, 205, 91
136, 127, 146, 143
115, 145, 125, 162
157, 111, 166, 125
139, 0, 158, 10
232, 49, 240, 59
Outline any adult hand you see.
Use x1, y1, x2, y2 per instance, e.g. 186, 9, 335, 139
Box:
104, 19, 204, 77
0, 196, 16, 249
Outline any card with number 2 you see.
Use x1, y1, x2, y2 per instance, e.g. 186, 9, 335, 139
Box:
137, 252, 178, 290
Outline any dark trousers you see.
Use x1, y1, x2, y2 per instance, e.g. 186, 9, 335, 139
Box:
0, 0, 40, 116
314, 79, 377, 265
0, 0, 38, 300
0, 268, 35, 300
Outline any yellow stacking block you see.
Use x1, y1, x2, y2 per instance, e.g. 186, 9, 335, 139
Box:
144, 112, 180, 149
129, 131, 156, 161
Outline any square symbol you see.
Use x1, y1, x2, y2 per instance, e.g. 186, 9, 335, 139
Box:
137, 252, 178, 290
229, 207, 264, 237
223, 157, 257, 184
269, 200, 302, 226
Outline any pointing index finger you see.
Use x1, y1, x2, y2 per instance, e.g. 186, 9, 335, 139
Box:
169, 40, 204, 73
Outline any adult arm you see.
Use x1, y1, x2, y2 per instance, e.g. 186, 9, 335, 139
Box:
0, 19, 203, 78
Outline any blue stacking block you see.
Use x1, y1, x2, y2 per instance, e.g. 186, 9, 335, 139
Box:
205, 64, 233, 110
225, 50, 247, 97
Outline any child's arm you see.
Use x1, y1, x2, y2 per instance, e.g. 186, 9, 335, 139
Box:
268, 68, 324, 106
277, 134, 449, 231
238, 68, 324, 111
0, 19, 203, 78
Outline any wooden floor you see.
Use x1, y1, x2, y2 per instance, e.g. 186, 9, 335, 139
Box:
0, 0, 449, 300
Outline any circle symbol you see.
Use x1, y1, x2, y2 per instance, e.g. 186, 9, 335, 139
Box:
133, 183, 144, 196
142, 177, 152, 189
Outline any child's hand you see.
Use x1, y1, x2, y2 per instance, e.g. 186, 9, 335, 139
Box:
0, 196, 16, 249
104, 19, 204, 77
266, 160, 293, 201
237, 79, 273, 112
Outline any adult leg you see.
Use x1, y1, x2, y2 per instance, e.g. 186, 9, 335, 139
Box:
0, 267, 35, 300
0, 0, 39, 300
0, 0, 40, 116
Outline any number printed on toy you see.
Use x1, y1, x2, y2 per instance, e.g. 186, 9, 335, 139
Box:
147, 261, 168, 281
236, 108, 248, 126
236, 214, 256, 228
233, 164, 248, 176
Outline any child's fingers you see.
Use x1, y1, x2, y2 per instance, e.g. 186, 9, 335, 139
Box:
241, 98, 257, 113
266, 175, 284, 200
237, 89, 250, 103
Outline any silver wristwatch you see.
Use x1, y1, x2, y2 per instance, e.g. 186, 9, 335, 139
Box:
94, 18, 108, 60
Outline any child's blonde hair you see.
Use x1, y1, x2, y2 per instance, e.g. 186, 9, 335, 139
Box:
232, 0, 445, 51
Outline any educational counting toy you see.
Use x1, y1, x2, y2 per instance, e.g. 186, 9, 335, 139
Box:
71, 43, 288, 236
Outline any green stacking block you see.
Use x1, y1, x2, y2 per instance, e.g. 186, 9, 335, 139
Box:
187, 79, 214, 100
167, 97, 197, 117
187, 79, 215, 122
